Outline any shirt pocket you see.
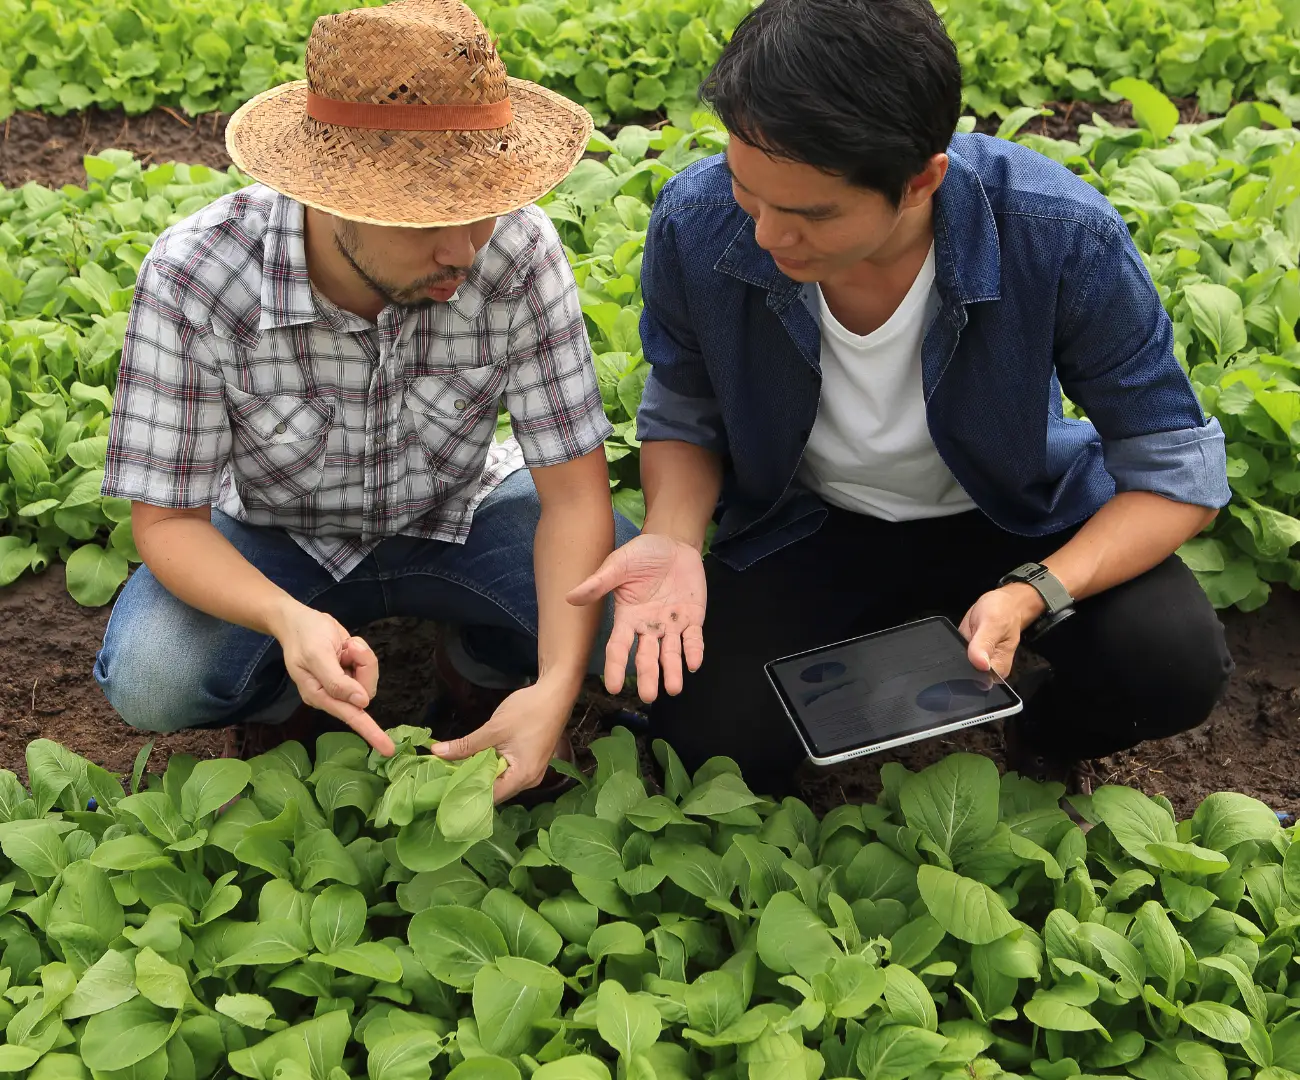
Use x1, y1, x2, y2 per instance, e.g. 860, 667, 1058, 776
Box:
224, 384, 336, 505
403, 366, 506, 480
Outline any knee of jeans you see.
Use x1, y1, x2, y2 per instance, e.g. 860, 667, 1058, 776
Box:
96, 604, 251, 734
1135, 615, 1234, 737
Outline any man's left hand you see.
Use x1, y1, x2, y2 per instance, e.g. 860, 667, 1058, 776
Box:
958, 584, 1045, 679
431, 680, 573, 803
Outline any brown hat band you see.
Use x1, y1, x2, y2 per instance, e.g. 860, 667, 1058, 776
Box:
306, 92, 514, 131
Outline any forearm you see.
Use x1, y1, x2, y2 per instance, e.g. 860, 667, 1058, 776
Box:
641, 439, 723, 550
1005, 491, 1216, 624
534, 493, 616, 697
133, 509, 297, 638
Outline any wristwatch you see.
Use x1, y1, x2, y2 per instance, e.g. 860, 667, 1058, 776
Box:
998, 562, 1074, 640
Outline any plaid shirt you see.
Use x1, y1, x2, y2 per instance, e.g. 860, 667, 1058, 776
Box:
103, 184, 612, 580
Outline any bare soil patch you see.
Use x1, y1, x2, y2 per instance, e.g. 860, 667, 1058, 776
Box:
3, 565, 1297, 818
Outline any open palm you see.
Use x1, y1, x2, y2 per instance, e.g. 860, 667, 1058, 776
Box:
568, 533, 707, 701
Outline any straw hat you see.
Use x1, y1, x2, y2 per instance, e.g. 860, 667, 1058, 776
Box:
225, 0, 594, 227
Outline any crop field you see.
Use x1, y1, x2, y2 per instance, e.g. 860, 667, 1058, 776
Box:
4, 0, 1300, 1077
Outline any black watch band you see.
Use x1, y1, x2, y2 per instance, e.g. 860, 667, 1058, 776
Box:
998, 562, 1074, 639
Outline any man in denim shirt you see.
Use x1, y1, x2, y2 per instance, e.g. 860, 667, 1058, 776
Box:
572, 0, 1234, 795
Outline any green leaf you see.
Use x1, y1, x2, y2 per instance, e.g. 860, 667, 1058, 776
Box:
135, 946, 190, 1008
549, 816, 625, 879
1192, 793, 1280, 850
91, 836, 171, 868
408, 906, 508, 989
855, 1023, 948, 1080
473, 957, 565, 1057
80, 998, 176, 1071
313, 942, 404, 982
532, 1057, 611, 1080
1184, 283, 1249, 359
480, 887, 563, 965
650, 839, 734, 901
679, 773, 763, 818
684, 970, 745, 1038
1147, 841, 1231, 875
1091, 784, 1177, 864
596, 980, 661, 1061
587, 921, 646, 962
118, 791, 189, 844
180, 759, 251, 821
227, 1010, 351, 1080
757, 891, 842, 980
216, 994, 276, 1031
1024, 988, 1111, 1035
915, 865, 1019, 945
884, 965, 938, 1031
1180, 1001, 1251, 1043
366, 1030, 443, 1080
899, 754, 1000, 862
63, 950, 138, 1019
1, 820, 70, 877
64, 543, 129, 606
218, 919, 310, 967
437, 750, 498, 844
310, 884, 367, 954
1135, 901, 1185, 994
1110, 77, 1180, 142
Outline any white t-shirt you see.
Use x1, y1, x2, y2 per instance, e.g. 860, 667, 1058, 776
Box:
798, 244, 976, 521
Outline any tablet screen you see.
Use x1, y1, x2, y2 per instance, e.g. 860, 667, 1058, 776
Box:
767, 618, 1019, 758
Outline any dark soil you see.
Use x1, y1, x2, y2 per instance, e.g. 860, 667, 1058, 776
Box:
971, 96, 1210, 141
0, 97, 1212, 193
1, 108, 233, 191
3, 564, 1298, 819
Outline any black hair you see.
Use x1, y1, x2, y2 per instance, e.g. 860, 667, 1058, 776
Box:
700, 0, 962, 206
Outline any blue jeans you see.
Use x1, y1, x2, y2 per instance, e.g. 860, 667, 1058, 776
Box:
94, 470, 640, 733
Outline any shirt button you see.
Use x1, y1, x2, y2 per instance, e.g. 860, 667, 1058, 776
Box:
454, 399, 467, 411
274, 422, 287, 434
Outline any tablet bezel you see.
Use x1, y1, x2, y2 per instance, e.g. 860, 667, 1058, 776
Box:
763, 615, 1024, 766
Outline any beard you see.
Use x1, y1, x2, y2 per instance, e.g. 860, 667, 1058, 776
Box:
334, 226, 468, 307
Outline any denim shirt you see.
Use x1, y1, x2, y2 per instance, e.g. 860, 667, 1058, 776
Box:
635, 132, 1231, 570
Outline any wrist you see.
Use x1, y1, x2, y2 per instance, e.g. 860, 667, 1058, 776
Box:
1000, 581, 1047, 630
263, 592, 306, 640
534, 665, 585, 704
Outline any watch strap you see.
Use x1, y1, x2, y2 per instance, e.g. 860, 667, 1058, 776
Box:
999, 562, 1073, 613
998, 562, 1075, 641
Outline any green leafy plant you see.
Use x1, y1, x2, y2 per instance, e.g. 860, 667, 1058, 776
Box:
0, 734, 1297, 1080
7, 98, 1300, 610
10, 0, 1300, 125
0, 150, 248, 604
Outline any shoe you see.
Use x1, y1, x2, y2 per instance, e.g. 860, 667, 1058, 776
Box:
1003, 719, 1098, 833
428, 627, 526, 737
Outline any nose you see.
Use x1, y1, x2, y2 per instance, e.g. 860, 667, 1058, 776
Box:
752, 208, 797, 253
434, 225, 477, 269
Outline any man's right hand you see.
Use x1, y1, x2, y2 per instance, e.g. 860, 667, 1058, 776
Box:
271, 602, 395, 755
567, 533, 707, 702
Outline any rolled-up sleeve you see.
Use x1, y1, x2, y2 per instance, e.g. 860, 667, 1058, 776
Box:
102, 259, 232, 508
635, 204, 728, 455
503, 217, 613, 466
1054, 218, 1231, 509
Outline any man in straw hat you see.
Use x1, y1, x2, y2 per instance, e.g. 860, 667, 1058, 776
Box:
94, 0, 637, 802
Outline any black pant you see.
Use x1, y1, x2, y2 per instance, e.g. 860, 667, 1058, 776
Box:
649, 505, 1234, 797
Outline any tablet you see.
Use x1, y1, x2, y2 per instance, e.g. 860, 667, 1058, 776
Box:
764, 616, 1023, 766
